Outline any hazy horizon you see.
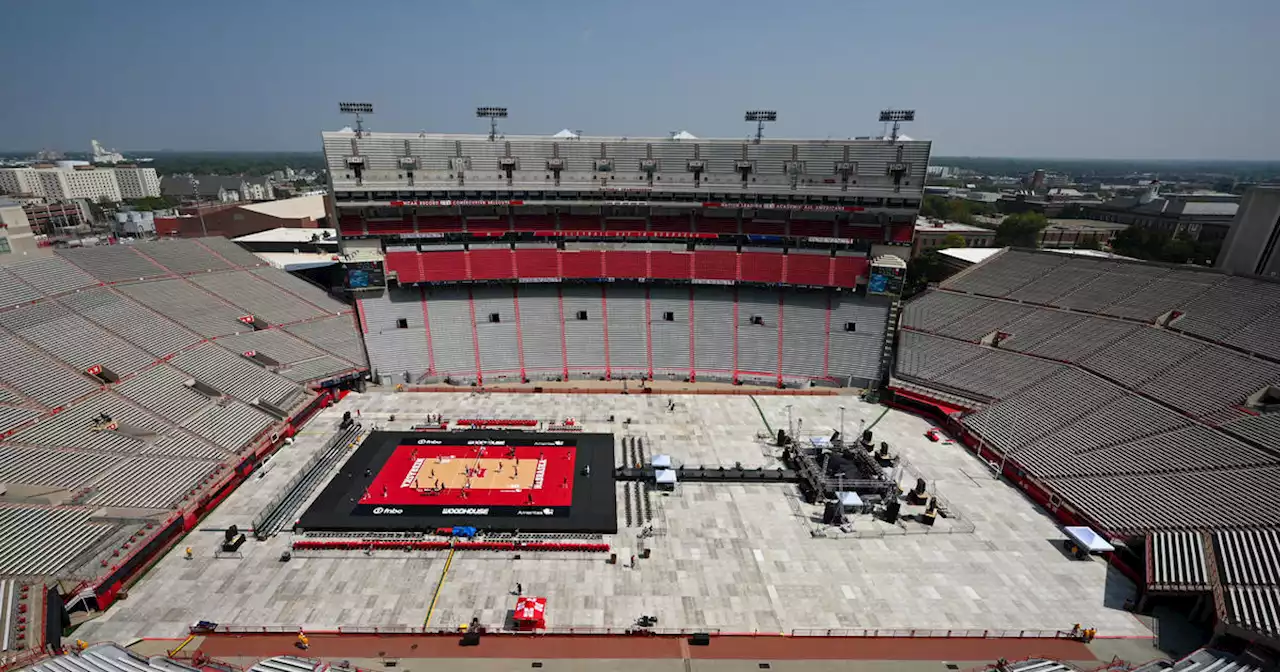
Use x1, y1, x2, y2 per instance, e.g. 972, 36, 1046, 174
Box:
4, 0, 1278, 161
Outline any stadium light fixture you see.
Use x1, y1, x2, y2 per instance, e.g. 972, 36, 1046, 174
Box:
878, 109, 916, 141
477, 107, 509, 141
744, 110, 777, 144
338, 102, 375, 137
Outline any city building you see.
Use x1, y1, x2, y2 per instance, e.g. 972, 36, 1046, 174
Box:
155, 193, 327, 238
1086, 182, 1239, 242
1216, 186, 1280, 278
1036, 218, 1129, 249
37, 165, 122, 202
912, 217, 994, 256
22, 200, 91, 235
1, 164, 158, 202
0, 198, 46, 255
159, 175, 276, 203
0, 167, 45, 197
112, 165, 162, 198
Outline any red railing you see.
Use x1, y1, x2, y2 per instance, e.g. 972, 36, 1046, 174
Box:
387, 250, 866, 288
293, 540, 609, 553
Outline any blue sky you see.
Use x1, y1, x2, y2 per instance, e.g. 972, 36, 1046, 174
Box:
3, 0, 1277, 160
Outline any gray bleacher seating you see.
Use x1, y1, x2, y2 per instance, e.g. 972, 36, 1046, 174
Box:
0, 301, 156, 377
0, 331, 98, 408
132, 239, 234, 274
781, 291, 828, 379
0, 269, 42, 310
1169, 648, 1266, 672
1022, 425, 1279, 479
216, 328, 328, 366
182, 401, 274, 453
191, 271, 326, 325
142, 431, 230, 461
1053, 264, 1169, 313
1139, 347, 1280, 417
692, 286, 735, 376
58, 245, 168, 283
562, 285, 606, 375
1016, 394, 1192, 463
0, 447, 124, 489
1147, 530, 1209, 590
945, 250, 1068, 297
423, 286, 476, 378
117, 278, 250, 338
828, 295, 889, 384
1080, 328, 1206, 388
115, 365, 213, 425
284, 316, 367, 367
1005, 260, 1109, 305
650, 286, 690, 375
472, 285, 521, 380
86, 456, 220, 509
894, 331, 989, 383
964, 369, 1126, 451
901, 291, 989, 332
8, 393, 168, 453
58, 288, 202, 358
930, 348, 1064, 401
1223, 412, 1280, 448
1045, 466, 1280, 531
736, 287, 780, 377
169, 343, 305, 409
1101, 274, 1220, 322
1173, 277, 1280, 344
196, 236, 269, 268
514, 285, 563, 376
0, 505, 113, 576
6, 255, 98, 296
252, 267, 349, 314
280, 357, 355, 383
0, 405, 39, 435
1226, 305, 1280, 362
1022, 315, 1142, 363
604, 285, 648, 374
997, 308, 1087, 352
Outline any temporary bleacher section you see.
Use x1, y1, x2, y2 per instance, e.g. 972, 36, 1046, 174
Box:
895, 248, 1280, 644
359, 282, 890, 388
1147, 529, 1279, 650
19, 642, 208, 672
0, 238, 366, 612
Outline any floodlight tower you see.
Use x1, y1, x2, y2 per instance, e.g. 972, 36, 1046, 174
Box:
477, 107, 509, 141
338, 102, 374, 138
745, 110, 777, 144
879, 109, 915, 141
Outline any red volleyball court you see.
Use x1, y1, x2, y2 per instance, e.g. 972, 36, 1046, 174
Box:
362, 443, 578, 509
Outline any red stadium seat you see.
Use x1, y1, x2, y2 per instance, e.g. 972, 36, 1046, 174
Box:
603, 251, 648, 279
468, 249, 515, 280
785, 255, 833, 286
832, 256, 869, 288
739, 252, 785, 283
693, 250, 739, 281
649, 251, 693, 279
514, 248, 560, 278
560, 250, 605, 278
420, 251, 470, 281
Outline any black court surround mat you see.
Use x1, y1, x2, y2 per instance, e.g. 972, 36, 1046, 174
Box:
295, 430, 618, 533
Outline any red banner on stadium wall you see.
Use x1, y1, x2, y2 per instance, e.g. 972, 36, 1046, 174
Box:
377, 200, 865, 212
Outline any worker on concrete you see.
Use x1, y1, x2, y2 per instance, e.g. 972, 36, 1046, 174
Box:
185, 547, 193, 561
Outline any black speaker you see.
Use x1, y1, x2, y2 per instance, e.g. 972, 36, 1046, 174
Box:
883, 500, 901, 524
460, 631, 481, 647
689, 633, 710, 646
225, 525, 239, 543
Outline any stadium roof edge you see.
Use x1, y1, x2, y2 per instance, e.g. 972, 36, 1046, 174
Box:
320, 130, 932, 143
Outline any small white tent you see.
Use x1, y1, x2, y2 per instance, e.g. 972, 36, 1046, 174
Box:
670, 130, 698, 140
552, 129, 580, 139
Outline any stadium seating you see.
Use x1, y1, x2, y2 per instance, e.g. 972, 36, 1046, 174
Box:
897, 248, 1280, 535
360, 282, 889, 386
0, 506, 113, 577
382, 249, 868, 289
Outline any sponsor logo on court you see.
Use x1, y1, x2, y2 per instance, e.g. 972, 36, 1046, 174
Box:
372, 507, 404, 515
516, 508, 557, 516
441, 507, 490, 515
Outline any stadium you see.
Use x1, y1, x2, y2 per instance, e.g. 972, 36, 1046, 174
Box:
0, 116, 1276, 672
